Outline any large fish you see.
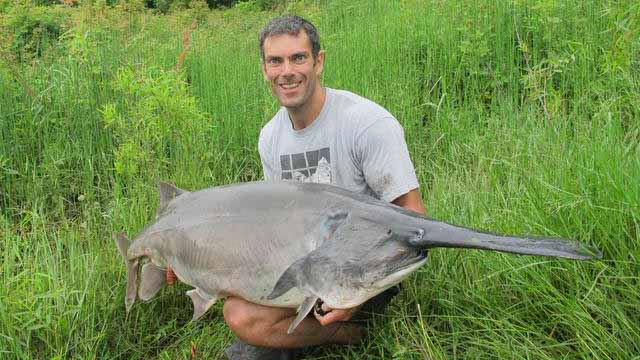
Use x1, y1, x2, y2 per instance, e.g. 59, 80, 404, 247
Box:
114, 181, 600, 333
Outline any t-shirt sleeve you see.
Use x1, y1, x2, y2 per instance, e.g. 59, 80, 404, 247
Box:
356, 117, 419, 202
258, 128, 278, 181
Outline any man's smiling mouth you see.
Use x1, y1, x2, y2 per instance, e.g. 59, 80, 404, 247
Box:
279, 81, 301, 90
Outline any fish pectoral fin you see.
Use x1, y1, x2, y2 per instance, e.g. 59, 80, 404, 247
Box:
186, 289, 217, 321
139, 262, 166, 301
267, 261, 301, 300
288, 295, 319, 334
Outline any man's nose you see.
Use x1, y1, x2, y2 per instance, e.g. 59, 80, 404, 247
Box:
281, 60, 294, 76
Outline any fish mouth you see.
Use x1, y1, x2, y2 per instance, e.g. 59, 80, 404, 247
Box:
384, 250, 428, 276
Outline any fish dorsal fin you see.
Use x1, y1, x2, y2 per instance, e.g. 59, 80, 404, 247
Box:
157, 182, 188, 217
186, 289, 218, 321
138, 262, 166, 301
288, 295, 319, 334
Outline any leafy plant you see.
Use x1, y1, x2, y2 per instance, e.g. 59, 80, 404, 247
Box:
102, 66, 213, 184
5, 3, 68, 60
31, 0, 60, 5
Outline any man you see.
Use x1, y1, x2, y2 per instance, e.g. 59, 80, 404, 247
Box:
223, 15, 425, 359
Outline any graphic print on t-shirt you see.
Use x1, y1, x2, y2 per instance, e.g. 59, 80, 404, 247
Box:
280, 147, 332, 184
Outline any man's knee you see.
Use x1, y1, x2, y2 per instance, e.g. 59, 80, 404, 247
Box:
223, 297, 290, 345
223, 297, 256, 336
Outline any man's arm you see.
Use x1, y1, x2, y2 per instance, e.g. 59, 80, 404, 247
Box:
392, 188, 425, 215
316, 113, 424, 326
258, 129, 277, 181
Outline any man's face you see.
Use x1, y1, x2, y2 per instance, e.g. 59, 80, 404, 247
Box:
261, 31, 324, 110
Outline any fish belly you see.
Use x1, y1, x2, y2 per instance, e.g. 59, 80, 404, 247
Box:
157, 212, 315, 308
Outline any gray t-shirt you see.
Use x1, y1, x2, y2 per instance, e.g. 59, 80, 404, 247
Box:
258, 88, 419, 202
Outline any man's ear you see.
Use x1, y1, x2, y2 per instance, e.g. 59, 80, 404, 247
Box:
315, 50, 325, 76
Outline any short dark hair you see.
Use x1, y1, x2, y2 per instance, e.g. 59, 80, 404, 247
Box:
258, 15, 321, 61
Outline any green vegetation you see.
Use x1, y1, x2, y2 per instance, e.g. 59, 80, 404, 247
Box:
1, 0, 638, 358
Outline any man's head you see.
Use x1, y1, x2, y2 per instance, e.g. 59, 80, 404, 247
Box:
259, 15, 321, 62
259, 15, 325, 112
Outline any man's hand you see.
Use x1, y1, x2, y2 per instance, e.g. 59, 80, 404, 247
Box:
314, 302, 362, 326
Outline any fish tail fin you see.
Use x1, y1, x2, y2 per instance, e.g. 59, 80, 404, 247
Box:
139, 262, 167, 301
113, 232, 139, 312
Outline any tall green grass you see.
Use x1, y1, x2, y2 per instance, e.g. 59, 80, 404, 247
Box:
1, 0, 638, 358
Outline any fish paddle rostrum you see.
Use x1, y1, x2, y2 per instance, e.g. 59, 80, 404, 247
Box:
113, 181, 601, 333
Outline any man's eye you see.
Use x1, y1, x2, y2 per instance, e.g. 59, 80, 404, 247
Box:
267, 58, 281, 65
294, 55, 306, 62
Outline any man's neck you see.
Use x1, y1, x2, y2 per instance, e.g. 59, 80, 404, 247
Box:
288, 87, 326, 130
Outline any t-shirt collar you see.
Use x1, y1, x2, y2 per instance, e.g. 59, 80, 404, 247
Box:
285, 87, 333, 138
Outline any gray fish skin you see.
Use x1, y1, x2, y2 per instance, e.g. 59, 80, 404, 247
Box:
115, 181, 601, 324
